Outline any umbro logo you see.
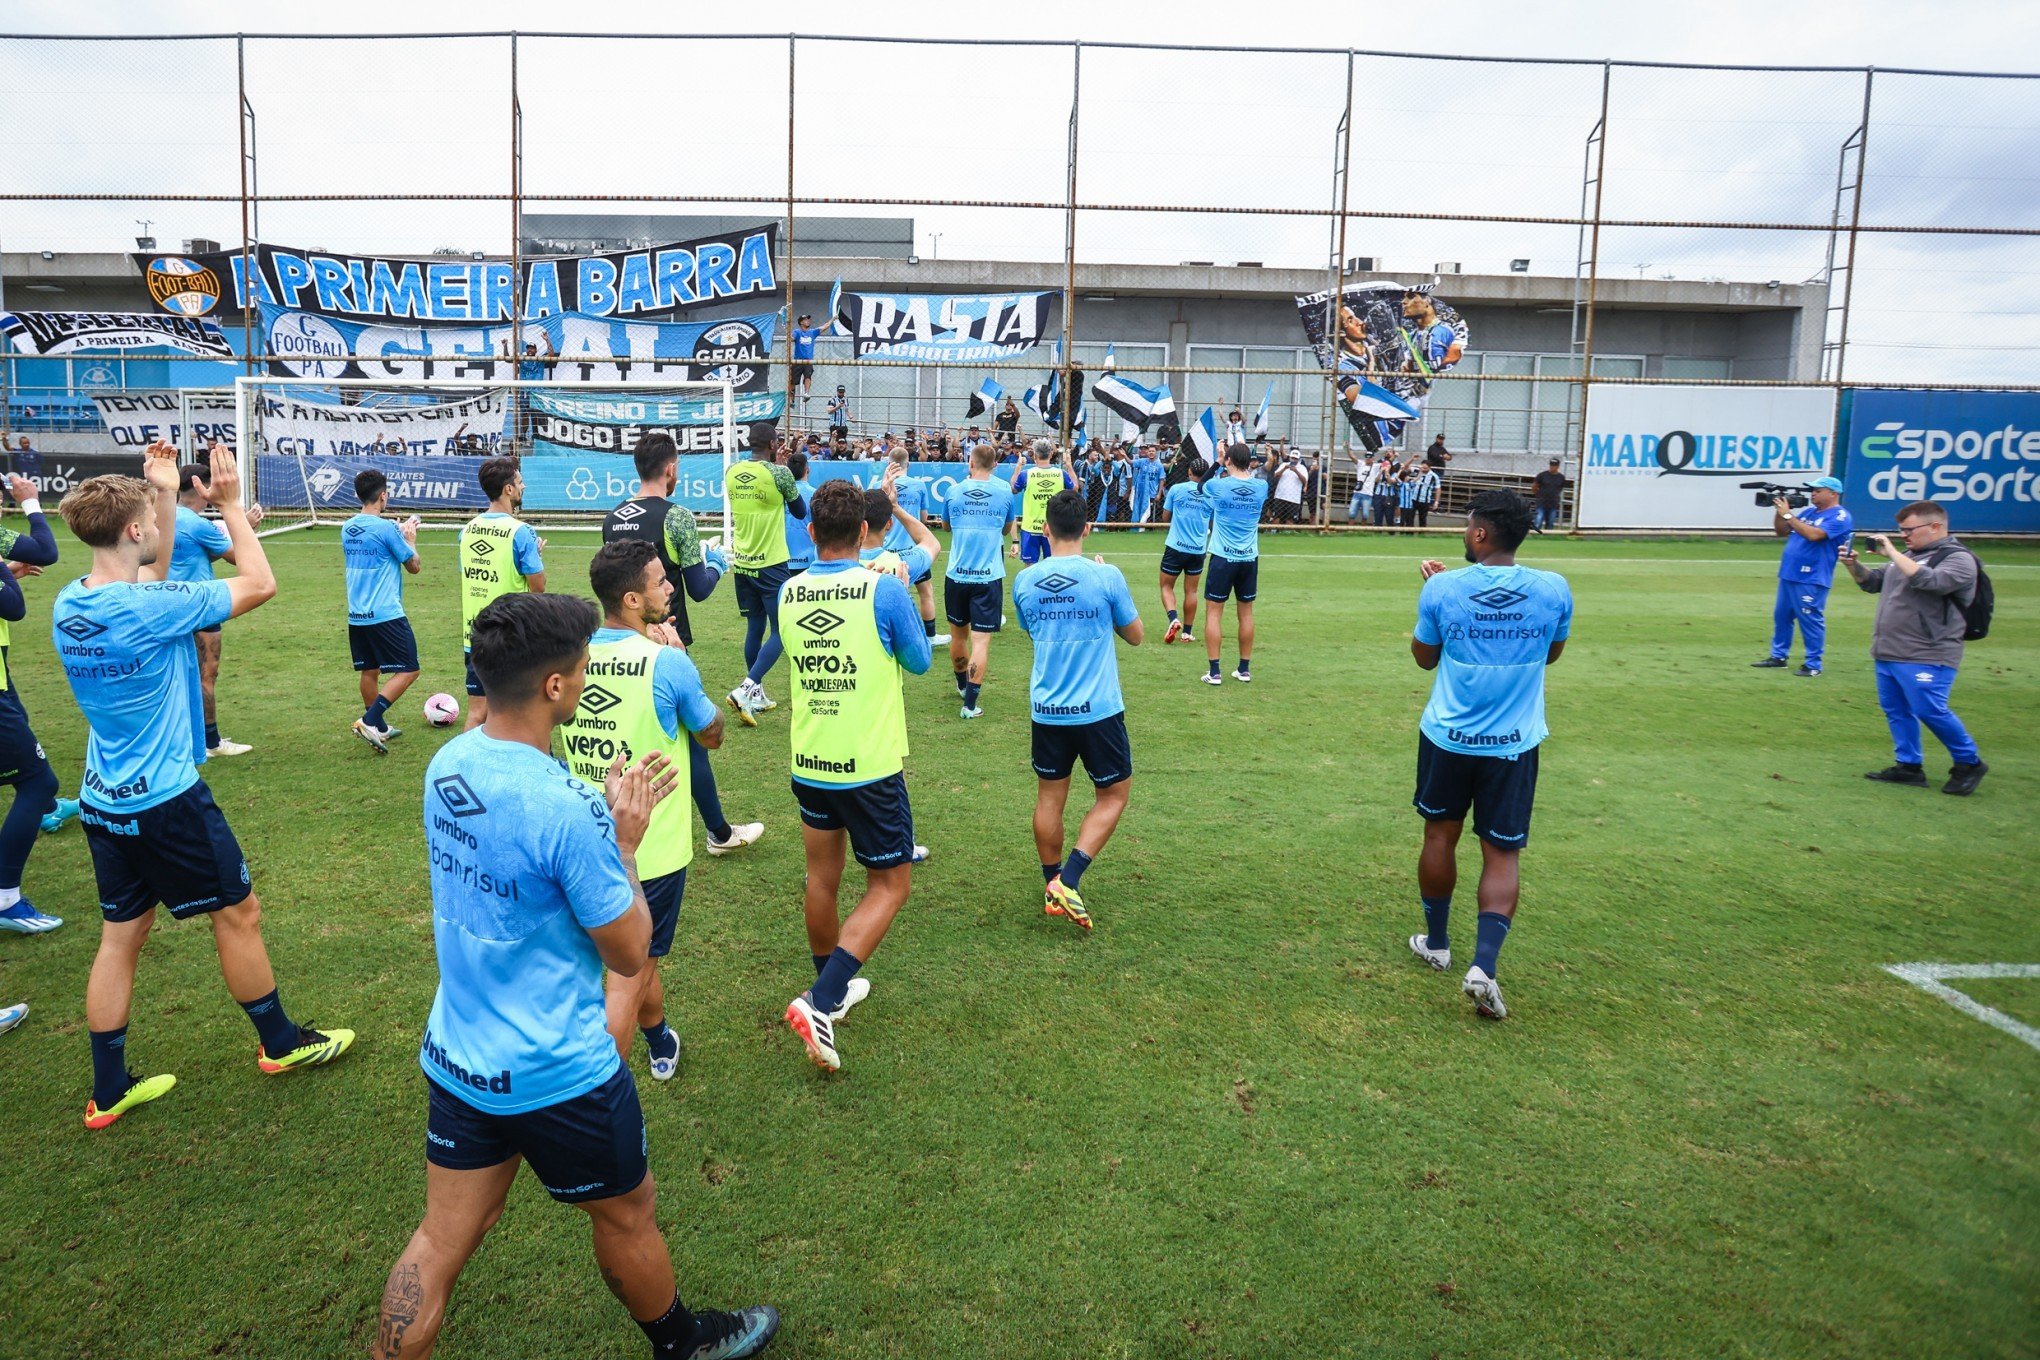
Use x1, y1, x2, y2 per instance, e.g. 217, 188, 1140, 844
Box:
1038, 572, 1078, 593
613, 502, 646, 522
55, 615, 107, 641
469, 538, 496, 556
961, 486, 991, 501
1467, 587, 1529, 610
432, 774, 487, 818
797, 608, 845, 636
578, 684, 623, 717
344, 523, 365, 537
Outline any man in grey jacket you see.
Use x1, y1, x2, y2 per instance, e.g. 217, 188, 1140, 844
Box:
1842, 499, 1987, 795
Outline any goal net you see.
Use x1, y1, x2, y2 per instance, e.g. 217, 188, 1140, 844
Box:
233, 376, 748, 537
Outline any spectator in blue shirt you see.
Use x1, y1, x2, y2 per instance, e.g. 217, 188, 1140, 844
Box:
791, 313, 820, 407
1754, 477, 1853, 677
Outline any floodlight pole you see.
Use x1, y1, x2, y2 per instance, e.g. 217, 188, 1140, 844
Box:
1058, 41, 1080, 451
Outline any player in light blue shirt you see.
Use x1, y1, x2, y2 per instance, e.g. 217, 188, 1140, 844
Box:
941, 443, 1017, 719
173, 464, 259, 756
341, 469, 423, 752
784, 450, 816, 571
382, 588, 777, 1360
1157, 459, 1213, 644
1130, 446, 1164, 528
1013, 489, 1142, 931
1758, 476, 1853, 677
1201, 444, 1270, 683
55, 441, 351, 1131
1407, 490, 1572, 1024
879, 448, 944, 643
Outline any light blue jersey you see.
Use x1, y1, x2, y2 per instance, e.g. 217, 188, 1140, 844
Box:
1207, 473, 1269, 562
1413, 563, 1573, 758
1779, 503, 1854, 588
169, 505, 231, 585
1162, 481, 1214, 554
786, 478, 816, 570
880, 475, 931, 554
419, 732, 635, 1116
53, 576, 232, 812
944, 475, 1016, 584
860, 542, 934, 582
1132, 455, 1164, 515
1013, 555, 1139, 725
589, 627, 720, 739
341, 513, 416, 625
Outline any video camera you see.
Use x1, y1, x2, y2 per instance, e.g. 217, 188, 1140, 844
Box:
1742, 480, 1812, 509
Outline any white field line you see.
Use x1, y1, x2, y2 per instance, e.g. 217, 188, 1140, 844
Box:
1884, 963, 2040, 1052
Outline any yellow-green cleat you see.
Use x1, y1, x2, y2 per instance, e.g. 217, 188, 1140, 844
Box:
83, 1073, 177, 1130
257, 1027, 356, 1075
1045, 876, 1092, 931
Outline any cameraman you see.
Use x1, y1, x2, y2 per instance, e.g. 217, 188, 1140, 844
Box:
1752, 476, 1851, 677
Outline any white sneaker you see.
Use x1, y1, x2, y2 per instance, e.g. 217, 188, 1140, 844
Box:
207, 738, 253, 756
1231, 669, 1252, 683
352, 718, 388, 754
1463, 966, 1507, 1020
1408, 935, 1451, 971
645, 1024, 682, 1081
911, 844, 930, 864
751, 683, 778, 712
0, 1001, 25, 1037
960, 705, 983, 720
706, 822, 764, 856
726, 685, 759, 728
930, 632, 952, 646
827, 977, 871, 1022
786, 993, 840, 1070
1200, 673, 1224, 686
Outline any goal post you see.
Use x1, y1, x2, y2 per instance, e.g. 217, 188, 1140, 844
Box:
231, 375, 745, 537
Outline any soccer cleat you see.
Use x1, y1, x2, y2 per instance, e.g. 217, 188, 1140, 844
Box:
0, 1001, 25, 1036
785, 994, 840, 1071
257, 1026, 356, 1074
960, 705, 983, 720
375, 724, 404, 741
706, 822, 764, 856
1408, 934, 1451, 971
911, 844, 930, 864
1200, 672, 1223, 686
207, 738, 254, 756
646, 1024, 682, 1081
750, 685, 777, 712
1163, 618, 1183, 644
1795, 664, 1820, 677
1750, 657, 1788, 669
1231, 669, 1252, 683
680, 1304, 781, 1360
1046, 876, 1092, 931
1865, 763, 1928, 786
0, 900, 63, 934
725, 685, 759, 728
1463, 967, 1507, 1020
1180, 630, 1194, 643
38, 796, 80, 834
930, 632, 952, 646
1943, 760, 1989, 796
83, 1072, 177, 1129
352, 718, 389, 754
828, 977, 872, 1022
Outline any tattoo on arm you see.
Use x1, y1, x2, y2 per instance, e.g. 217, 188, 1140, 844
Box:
375, 1263, 424, 1359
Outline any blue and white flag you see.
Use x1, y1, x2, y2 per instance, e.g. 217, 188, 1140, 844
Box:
1024, 369, 1060, 422
965, 376, 1004, 421
826, 279, 844, 335
1119, 419, 1141, 447
1343, 376, 1422, 423
1252, 383, 1272, 440
1090, 373, 1175, 430
1184, 408, 1221, 465
1104, 341, 1116, 372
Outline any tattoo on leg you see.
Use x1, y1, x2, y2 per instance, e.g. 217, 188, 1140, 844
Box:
600, 1264, 628, 1302
375, 1263, 424, 1359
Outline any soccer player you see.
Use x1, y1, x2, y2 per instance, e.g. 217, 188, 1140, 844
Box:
942, 442, 1016, 719
1201, 443, 1269, 684
0, 472, 64, 936
458, 456, 546, 732
602, 433, 761, 858
1406, 490, 1572, 1021
559, 542, 726, 1082
724, 424, 808, 724
783, 449, 816, 575
343, 470, 424, 753
56, 442, 352, 1130
1755, 476, 1852, 677
1011, 436, 1077, 567
1157, 456, 1212, 644
375, 592, 777, 1360
779, 480, 932, 1072
173, 464, 261, 756
878, 447, 946, 645
1014, 491, 1142, 931
790, 312, 820, 406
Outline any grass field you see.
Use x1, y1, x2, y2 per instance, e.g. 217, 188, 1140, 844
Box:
1, 523, 2036, 1359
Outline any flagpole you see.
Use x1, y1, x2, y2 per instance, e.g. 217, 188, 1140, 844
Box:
1058, 40, 1081, 452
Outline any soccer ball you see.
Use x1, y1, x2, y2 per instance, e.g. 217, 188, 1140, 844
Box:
423, 693, 461, 727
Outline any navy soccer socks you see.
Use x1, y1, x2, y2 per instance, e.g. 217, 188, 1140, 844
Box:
1472, 912, 1512, 977
1421, 895, 1451, 951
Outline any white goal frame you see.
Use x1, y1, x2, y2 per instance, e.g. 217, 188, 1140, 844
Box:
232, 375, 740, 537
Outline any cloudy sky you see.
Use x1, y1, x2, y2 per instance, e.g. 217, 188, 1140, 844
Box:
1, 0, 2034, 382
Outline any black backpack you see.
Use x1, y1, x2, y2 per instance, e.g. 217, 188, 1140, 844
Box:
1945, 545, 1994, 641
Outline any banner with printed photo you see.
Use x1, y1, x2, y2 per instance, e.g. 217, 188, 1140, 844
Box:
1294, 282, 1468, 445
92, 391, 240, 450
1578, 384, 1838, 529
527, 389, 786, 457
4, 310, 233, 357
136, 227, 779, 322
250, 390, 509, 460
833, 288, 1059, 362
1841, 388, 2040, 535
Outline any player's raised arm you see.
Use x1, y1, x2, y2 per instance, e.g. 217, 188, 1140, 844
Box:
200, 443, 277, 616
3, 475, 59, 566
138, 441, 181, 583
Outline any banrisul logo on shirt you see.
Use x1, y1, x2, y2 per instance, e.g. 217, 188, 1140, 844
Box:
432, 773, 487, 818
797, 608, 845, 637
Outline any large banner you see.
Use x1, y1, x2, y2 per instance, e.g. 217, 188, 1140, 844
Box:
251, 390, 509, 459
528, 388, 786, 457
256, 455, 492, 512
3, 310, 233, 357
93, 392, 240, 450
1578, 384, 1838, 529
137, 227, 779, 322
833, 288, 1058, 361
261, 304, 776, 387
1295, 282, 1469, 445
1842, 389, 2040, 534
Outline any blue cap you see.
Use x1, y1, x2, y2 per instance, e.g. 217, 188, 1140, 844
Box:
1810, 476, 1844, 493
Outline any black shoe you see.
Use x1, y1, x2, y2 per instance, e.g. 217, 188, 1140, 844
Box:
1795, 664, 1821, 677
680, 1305, 779, 1359
1865, 763, 1928, 786
1942, 761, 1989, 796
1751, 657, 1788, 669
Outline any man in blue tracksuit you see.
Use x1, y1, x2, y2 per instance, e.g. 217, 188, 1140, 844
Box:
1752, 476, 1852, 678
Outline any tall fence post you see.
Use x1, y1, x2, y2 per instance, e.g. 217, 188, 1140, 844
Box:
237, 33, 256, 388
1831, 66, 1874, 389
1058, 41, 1081, 451
784, 34, 797, 432
510, 32, 523, 363
1323, 49, 1354, 528
1571, 60, 1611, 530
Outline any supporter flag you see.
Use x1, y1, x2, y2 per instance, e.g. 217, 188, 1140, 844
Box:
1184, 407, 1221, 465
1024, 369, 1059, 422
1104, 341, 1116, 372
1119, 419, 1141, 446
1252, 383, 1272, 440
1342, 375, 1422, 423
965, 376, 1004, 420
826, 278, 845, 334
1090, 372, 1174, 430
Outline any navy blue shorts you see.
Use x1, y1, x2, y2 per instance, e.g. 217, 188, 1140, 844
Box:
644, 867, 685, 959
1158, 546, 1206, 578
1413, 732, 1540, 850
464, 654, 485, 697
348, 618, 421, 674
1031, 714, 1132, 788
0, 689, 51, 789
424, 1066, 648, 1204
1018, 530, 1049, 566
83, 781, 251, 922
944, 577, 1004, 632
793, 772, 914, 870
734, 563, 793, 618
1203, 555, 1259, 603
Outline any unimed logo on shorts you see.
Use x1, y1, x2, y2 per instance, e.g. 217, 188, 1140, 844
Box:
432, 774, 487, 818
56, 614, 108, 642
1466, 587, 1529, 610
797, 608, 845, 636
578, 684, 622, 717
